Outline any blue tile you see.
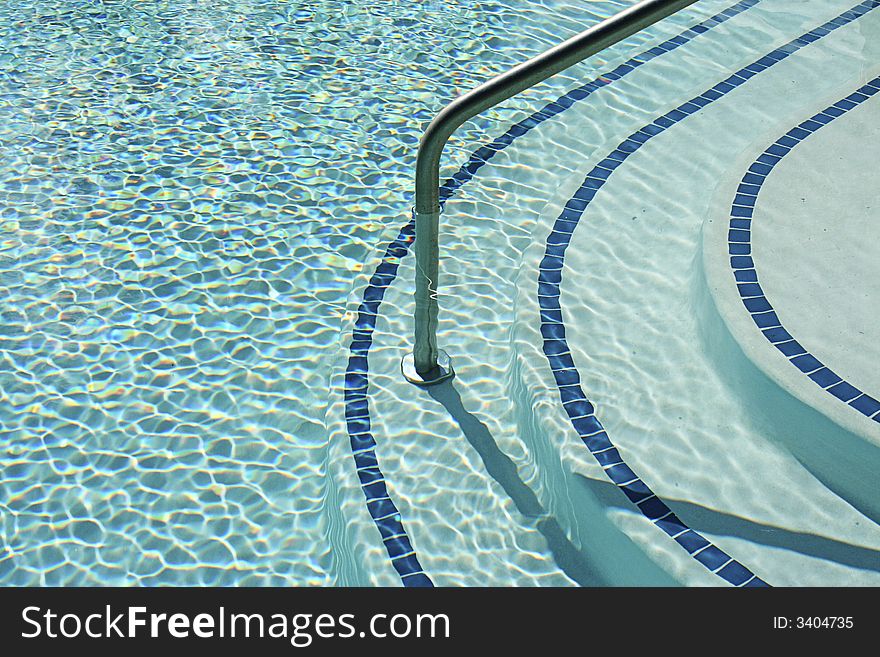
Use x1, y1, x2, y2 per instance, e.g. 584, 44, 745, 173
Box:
594, 448, 623, 467
605, 463, 638, 485
540, 254, 564, 270
345, 370, 368, 390
729, 243, 751, 255
728, 228, 750, 242
345, 398, 370, 419
808, 367, 842, 388
565, 198, 588, 212
589, 164, 616, 179
544, 242, 568, 257
751, 311, 781, 329
676, 530, 710, 554
735, 269, 758, 282
553, 368, 579, 386
391, 553, 422, 577
737, 182, 762, 195
791, 354, 822, 373
748, 162, 773, 176
767, 143, 790, 157
717, 561, 755, 586
547, 352, 575, 371
743, 61, 768, 74
363, 480, 388, 500
348, 355, 369, 372
541, 323, 567, 341
357, 467, 383, 486
731, 256, 754, 269
354, 451, 379, 470
349, 339, 372, 353
737, 282, 763, 297
762, 326, 793, 343
850, 394, 880, 417
827, 381, 861, 402
743, 297, 772, 313
367, 497, 397, 520
349, 430, 374, 450
799, 119, 824, 132
401, 573, 433, 588
538, 281, 560, 297
694, 546, 731, 571
563, 398, 593, 418
620, 480, 653, 504
776, 340, 807, 357
558, 384, 583, 403
553, 217, 578, 233
375, 514, 404, 540
384, 535, 414, 558
638, 496, 671, 520
583, 431, 613, 452
571, 415, 602, 436
656, 513, 687, 536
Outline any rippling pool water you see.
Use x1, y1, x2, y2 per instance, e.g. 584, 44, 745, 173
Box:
1, 0, 878, 586
0, 0, 645, 585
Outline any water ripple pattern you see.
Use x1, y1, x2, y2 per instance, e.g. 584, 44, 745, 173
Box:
539, 0, 880, 586
727, 78, 880, 423
345, 0, 763, 586
344, 220, 431, 586
0, 0, 645, 585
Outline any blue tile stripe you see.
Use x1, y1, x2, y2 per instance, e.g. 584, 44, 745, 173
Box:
728, 77, 880, 424
344, 0, 764, 586
344, 220, 434, 587
439, 0, 761, 203
538, 0, 880, 586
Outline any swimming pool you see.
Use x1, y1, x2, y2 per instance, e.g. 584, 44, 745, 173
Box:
1, 0, 878, 586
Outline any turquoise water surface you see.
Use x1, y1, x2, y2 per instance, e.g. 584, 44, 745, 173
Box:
0, 0, 654, 585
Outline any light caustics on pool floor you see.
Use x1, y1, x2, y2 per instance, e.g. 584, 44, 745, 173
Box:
1, 0, 649, 586
346, 0, 880, 587
2, 0, 879, 586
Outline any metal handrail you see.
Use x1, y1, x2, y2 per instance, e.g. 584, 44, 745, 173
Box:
402, 0, 699, 385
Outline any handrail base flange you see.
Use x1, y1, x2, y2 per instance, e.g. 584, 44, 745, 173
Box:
401, 349, 455, 386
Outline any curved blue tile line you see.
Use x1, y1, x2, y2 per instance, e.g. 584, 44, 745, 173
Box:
540, 0, 880, 586
728, 77, 880, 424
344, 220, 434, 587
344, 0, 763, 586
439, 0, 761, 204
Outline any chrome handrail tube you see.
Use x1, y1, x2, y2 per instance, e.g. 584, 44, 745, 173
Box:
407, 0, 699, 384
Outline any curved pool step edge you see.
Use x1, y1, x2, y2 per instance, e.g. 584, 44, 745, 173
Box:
701, 80, 880, 449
